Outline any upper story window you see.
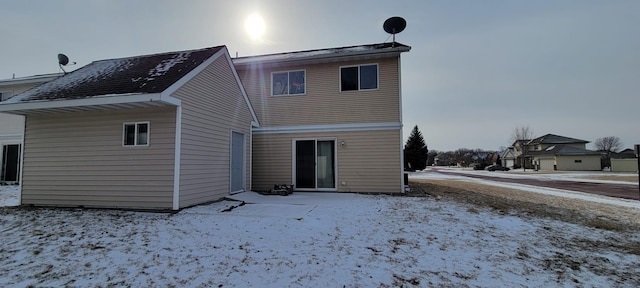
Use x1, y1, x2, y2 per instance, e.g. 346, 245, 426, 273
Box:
123, 122, 149, 146
272, 70, 305, 96
340, 64, 378, 91
0, 91, 13, 101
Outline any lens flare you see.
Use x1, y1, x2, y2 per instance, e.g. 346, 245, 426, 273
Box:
245, 13, 265, 40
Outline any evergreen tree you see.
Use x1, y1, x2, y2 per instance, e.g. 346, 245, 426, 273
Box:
404, 125, 428, 171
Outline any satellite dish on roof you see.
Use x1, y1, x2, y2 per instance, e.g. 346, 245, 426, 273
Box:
383, 16, 406, 45
58, 54, 69, 66
57, 53, 76, 74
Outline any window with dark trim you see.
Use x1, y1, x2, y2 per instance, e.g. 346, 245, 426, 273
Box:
123, 122, 149, 146
340, 64, 378, 91
272, 70, 305, 96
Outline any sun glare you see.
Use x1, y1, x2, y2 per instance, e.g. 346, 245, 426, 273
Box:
245, 13, 265, 40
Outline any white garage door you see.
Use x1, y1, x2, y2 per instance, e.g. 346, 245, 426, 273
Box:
539, 159, 555, 171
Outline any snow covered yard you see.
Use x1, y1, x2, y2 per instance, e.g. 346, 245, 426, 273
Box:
1, 187, 640, 287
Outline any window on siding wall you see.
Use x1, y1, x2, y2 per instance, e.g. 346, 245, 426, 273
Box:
0, 91, 13, 101
123, 122, 149, 146
574, 159, 582, 163
272, 70, 305, 96
340, 64, 378, 91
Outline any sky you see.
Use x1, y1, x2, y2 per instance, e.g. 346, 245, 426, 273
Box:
1, 0, 639, 152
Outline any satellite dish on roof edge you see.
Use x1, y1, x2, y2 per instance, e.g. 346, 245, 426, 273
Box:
58, 54, 69, 66
383, 16, 407, 45
57, 53, 76, 74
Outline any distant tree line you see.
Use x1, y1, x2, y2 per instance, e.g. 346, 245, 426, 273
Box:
427, 148, 500, 167
404, 125, 502, 170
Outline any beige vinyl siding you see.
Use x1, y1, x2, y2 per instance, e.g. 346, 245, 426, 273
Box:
252, 129, 402, 193
173, 55, 254, 207
0, 113, 24, 135
556, 155, 601, 171
611, 159, 638, 172
236, 57, 400, 126
1, 82, 42, 96
1, 82, 29, 136
21, 106, 176, 209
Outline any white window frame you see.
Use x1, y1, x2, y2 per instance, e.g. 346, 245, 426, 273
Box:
339, 63, 379, 92
271, 69, 306, 96
122, 122, 150, 147
291, 137, 338, 191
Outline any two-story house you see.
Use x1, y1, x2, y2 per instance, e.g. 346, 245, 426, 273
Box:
233, 42, 411, 193
0, 42, 410, 209
0, 73, 61, 184
525, 134, 601, 171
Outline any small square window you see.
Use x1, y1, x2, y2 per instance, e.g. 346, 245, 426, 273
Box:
272, 70, 305, 96
123, 122, 149, 146
340, 64, 378, 91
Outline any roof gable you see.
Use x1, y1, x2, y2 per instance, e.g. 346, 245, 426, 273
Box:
5, 46, 224, 104
527, 134, 588, 145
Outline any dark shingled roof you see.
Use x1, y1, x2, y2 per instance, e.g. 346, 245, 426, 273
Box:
527, 134, 589, 145
7, 46, 224, 103
233, 42, 411, 65
527, 145, 601, 156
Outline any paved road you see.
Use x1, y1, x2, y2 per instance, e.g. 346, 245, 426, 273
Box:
431, 168, 640, 201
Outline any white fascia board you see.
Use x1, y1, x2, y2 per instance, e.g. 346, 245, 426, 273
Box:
253, 122, 402, 135
160, 46, 260, 127
0, 93, 174, 113
223, 48, 260, 126
161, 48, 226, 97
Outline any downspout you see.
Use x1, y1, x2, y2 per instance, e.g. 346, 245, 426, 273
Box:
398, 54, 405, 193
172, 106, 182, 210
18, 115, 26, 205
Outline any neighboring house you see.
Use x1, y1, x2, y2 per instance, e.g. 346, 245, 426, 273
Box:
511, 139, 531, 168
525, 134, 601, 171
611, 148, 638, 172
501, 147, 516, 168
612, 148, 637, 159
434, 153, 452, 166
0, 46, 258, 210
233, 42, 411, 193
0, 73, 61, 184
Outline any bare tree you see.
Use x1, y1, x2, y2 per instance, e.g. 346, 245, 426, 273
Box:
594, 136, 623, 153
509, 125, 534, 170
594, 136, 623, 168
510, 125, 534, 144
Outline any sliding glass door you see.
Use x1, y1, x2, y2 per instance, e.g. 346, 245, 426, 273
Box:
294, 139, 336, 190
